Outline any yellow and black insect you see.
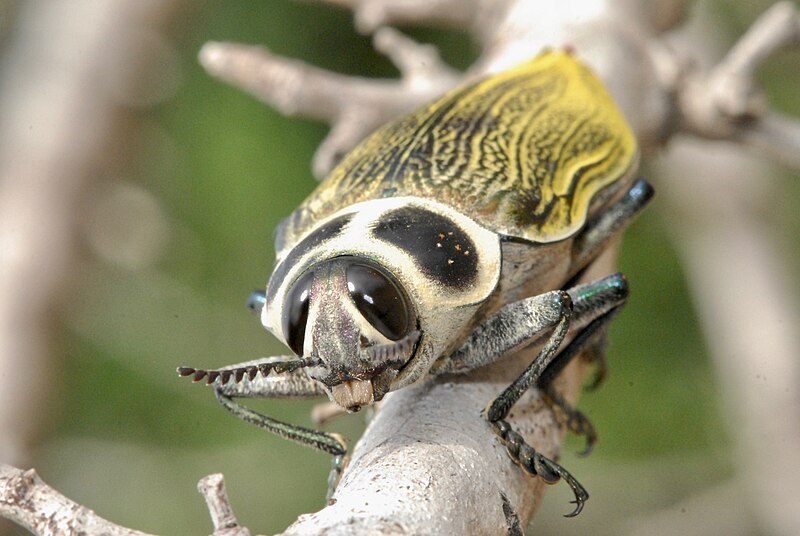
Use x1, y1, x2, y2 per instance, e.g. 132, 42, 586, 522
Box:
179, 50, 652, 516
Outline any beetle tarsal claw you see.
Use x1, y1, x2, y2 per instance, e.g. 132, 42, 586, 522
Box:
331, 379, 375, 409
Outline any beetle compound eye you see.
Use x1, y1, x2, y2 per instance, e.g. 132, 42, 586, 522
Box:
346, 263, 410, 341
282, 270, 314, 356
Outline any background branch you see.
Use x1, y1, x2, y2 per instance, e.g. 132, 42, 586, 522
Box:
0, 0, 185, 488
0, 464, 154, 536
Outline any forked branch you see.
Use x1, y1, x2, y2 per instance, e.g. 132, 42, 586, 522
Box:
666, 1, 800, 167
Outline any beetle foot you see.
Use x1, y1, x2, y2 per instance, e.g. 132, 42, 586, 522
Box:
584, 348, 608, 391
489, 418, 588, 517
326, 453, 349, 501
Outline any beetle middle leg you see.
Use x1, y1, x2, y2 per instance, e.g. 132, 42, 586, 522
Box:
178, 357, 348, 498
436, 274, 628, 516
493, 276, 627, 515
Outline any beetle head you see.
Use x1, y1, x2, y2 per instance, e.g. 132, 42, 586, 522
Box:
281, 256, 419, 409
263, 197, 502, 409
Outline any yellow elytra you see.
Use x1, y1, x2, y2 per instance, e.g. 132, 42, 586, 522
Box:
279, 50, 638, 253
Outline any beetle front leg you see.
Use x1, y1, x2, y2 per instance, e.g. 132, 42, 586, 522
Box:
435, 274, 628, 516
178, 357, 348, 498
437, 274, 627, 376
214, 390, 348, 498
571, 179, 654, 273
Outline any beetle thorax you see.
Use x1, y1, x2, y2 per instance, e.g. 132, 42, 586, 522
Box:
263, 197, 503, 400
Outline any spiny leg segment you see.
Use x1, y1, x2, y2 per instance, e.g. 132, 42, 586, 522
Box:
177, 356, 322, 385
177, 357, 347, 498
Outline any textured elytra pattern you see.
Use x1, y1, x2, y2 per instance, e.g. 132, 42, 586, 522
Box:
278, 50, 637, 252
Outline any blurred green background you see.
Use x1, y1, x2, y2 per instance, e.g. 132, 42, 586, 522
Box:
1, 0, 798, 534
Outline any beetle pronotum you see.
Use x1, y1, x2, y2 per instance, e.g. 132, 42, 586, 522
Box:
179, 50, 653, 516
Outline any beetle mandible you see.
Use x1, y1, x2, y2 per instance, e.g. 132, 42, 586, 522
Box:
179, 49, 653, 517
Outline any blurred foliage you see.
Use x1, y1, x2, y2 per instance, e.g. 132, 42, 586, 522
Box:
4, 1, 795, 535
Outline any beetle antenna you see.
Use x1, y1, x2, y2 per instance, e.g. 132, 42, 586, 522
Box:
363, 330, 420, 363
177, 357, 323, 386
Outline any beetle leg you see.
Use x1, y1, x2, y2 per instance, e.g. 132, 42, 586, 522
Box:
583, 338, 608, 391
489, 418, 588, 517
484, 275, 628, 516
435, 290, 573, 375
536, 325, 606, 456
438, 274, 627, 375
178, 357, 348, 498
214, 390, 348, 498
213, 390, 346, 456
534, 277, 628, 454
571, 179, 654, 273
434, 274, 627, 516
542, 387, 597, 457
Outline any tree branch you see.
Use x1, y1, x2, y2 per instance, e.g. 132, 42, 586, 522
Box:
663, 1, 800, 162
198, 35, 459, 180
0, 464, 154, 536
197, 474, 252, 536
0, 0, 185, 472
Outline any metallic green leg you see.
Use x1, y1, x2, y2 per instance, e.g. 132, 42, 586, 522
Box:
536, 277, 628, 455
538, 317, 612, 458
214, 391, 346, 457
571, 179, 654, 271
484, 274, 628, 517
215, 391, 348, 498
178, 357, 347, 498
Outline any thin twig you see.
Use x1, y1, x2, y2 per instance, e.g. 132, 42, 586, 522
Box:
308, 0, 487, 34
0, 464, 154, 536
199, 38, 458, 179
197, 474, 252, 536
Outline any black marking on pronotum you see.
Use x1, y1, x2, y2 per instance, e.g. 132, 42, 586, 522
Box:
500, 492, 522, 536
372, 206, 478, 289
177, 357, 323, 386
267, 214, 353, 299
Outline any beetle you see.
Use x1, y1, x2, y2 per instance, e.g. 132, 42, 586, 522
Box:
178, 50, 653, 517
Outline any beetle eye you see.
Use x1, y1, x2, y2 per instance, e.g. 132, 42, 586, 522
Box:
282, 270, 314, 356
346, 263, 410, 341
